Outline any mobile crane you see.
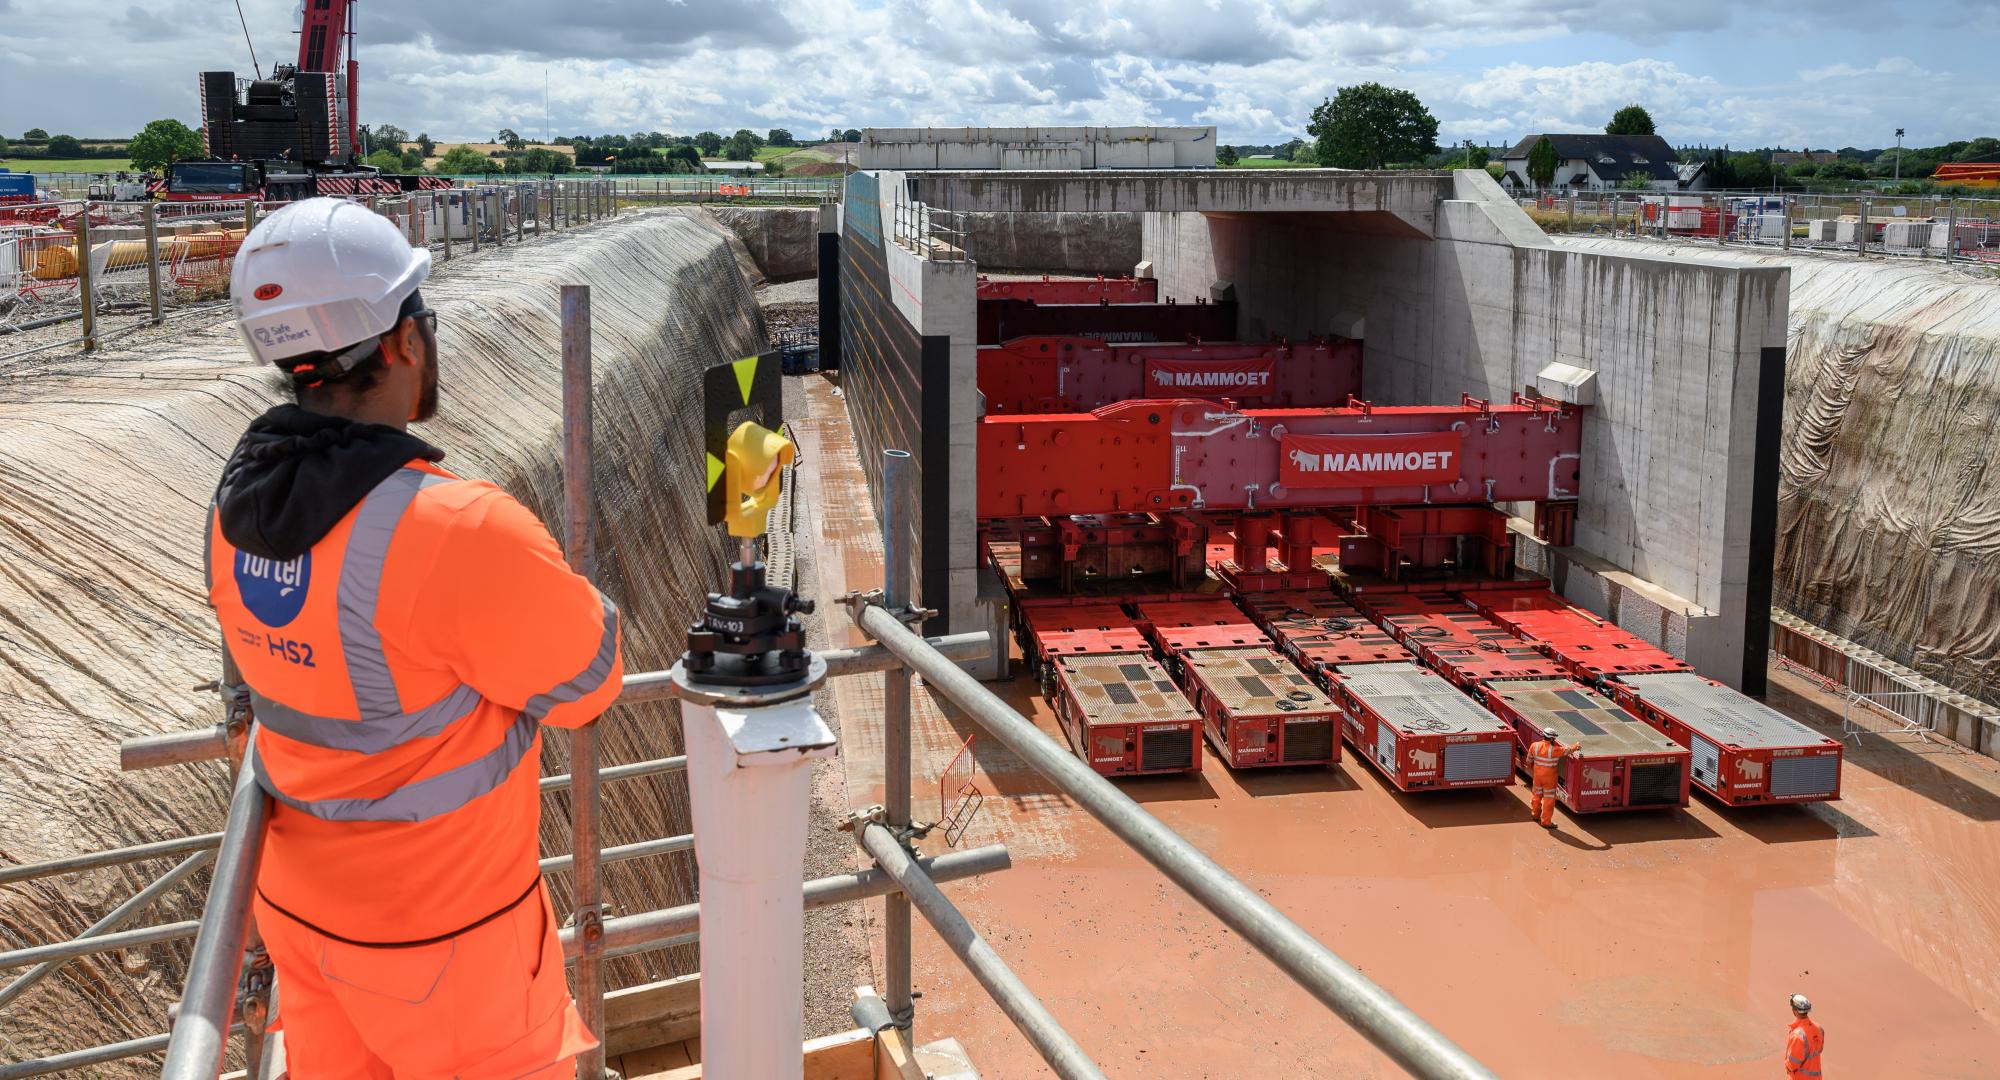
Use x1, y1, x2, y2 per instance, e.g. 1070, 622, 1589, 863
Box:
164, 1, 452, 201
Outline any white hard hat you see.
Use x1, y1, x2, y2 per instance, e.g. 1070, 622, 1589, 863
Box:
1543, 726, 1559, 740
230, 197, 430, 367
1789, 994, 1811, 1013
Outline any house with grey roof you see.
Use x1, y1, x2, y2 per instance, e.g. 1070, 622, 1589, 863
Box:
1498, 134, 1701, 192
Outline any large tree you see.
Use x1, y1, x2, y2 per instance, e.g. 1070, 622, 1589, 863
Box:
1605, 104, 1656, 136
23, 128, 48, 141
1307, 83, 1439, 168
434, 144, 491, 174
1216, 144, 1240, 166
371, 124, 410, 153
415, 132, 437, 157
496, 128, 526, 151
1728, 152, 1772, 188
767, 128, 794, 147
695, 130, 723, 155
47, 134, 84, 157
724, 128, 762, 160
1526, 136, 1559, 188
127, 118, 203, 172
841, 128, 861, 143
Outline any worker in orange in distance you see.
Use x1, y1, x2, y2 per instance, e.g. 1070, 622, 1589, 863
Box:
1785, 994, 1826, 1078
207, 198, 622, 1078
1526, 725, 1577, 828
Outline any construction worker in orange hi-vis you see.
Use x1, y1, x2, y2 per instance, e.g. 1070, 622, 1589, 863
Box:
1785, 993, 1826, 1078
206, 198, 621, 1078
1526, 725, 1577, 828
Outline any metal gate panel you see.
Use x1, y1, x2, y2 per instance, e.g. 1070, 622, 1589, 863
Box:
1690, 735, 1720, 791
1282, 719, 1335, 763
1771, 755, 1839, 798
1141, 727, 1194, 772
1628, 762, 1685, 806
1375, 724, 1398, 771
1444, 741, 1512, 783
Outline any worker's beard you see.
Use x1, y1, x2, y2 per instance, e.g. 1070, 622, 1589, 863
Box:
411, 349, 439, 423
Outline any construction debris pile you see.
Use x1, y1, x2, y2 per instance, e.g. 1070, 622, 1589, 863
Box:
0, 208, 763, 1063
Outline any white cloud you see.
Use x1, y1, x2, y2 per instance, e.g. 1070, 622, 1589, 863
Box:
0, 0, 1990, 149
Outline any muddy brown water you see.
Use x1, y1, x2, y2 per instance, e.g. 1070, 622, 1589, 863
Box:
794, 375, 2000, 1079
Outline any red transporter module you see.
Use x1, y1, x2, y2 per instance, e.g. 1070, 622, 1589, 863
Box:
1481, 679, 1691, 812
1129, 598, 1337, 768
1325, 662, 1517, 791
1131, 598, 1273, 664
1475, 589, 1692, 684
1176, 647, 1342, 769
978, 335, 1362, 414
1236, 592, 1413, 684
1609, 673, 1844, 805
1049, 651, 1205, 777
1354, 592, 1568, 691
1018, 602, 1150, 680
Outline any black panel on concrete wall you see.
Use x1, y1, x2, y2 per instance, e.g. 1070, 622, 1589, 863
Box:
817, 231, 842, 370
977, 299, 1237, 345
1742, 345, 1786, 697
921, 335, 953, 634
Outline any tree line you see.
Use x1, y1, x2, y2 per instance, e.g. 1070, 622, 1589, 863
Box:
8, 119, 870, 178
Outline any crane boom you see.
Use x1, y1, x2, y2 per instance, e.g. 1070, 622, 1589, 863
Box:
296, 0, 359, 159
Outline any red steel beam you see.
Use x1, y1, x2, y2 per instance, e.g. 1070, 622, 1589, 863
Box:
977, 275, 1159, 305
980, 335, 1362, 414
977, 395, 1583, 519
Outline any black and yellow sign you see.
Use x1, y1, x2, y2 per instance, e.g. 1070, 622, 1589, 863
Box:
703, 352, 784, 526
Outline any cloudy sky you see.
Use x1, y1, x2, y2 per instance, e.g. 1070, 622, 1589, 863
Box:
2, 0, 1992, 151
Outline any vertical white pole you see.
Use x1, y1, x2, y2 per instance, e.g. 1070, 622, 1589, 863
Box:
683, 694, 835, 1080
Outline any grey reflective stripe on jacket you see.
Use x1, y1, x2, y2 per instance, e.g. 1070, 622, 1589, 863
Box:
525, 593, 620, 721
249, 468, 614, 823
259, 714, 541, 824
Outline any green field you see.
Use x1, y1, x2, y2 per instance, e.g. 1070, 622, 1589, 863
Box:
1224, 157, 1316, 168
1, 158, 137, 174
750, 146, 836, 165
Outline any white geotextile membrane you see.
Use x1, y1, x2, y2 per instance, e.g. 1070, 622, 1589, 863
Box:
1566, 238, 2000, 706
0, 209, 762, 1062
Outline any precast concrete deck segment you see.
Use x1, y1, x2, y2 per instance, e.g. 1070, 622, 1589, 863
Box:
906, 169, 1447, 235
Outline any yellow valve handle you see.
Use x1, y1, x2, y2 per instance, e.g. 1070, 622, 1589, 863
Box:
724, 421, 796, 538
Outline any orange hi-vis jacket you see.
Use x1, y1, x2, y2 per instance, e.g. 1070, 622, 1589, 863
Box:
1527, 738, 1573, 791
208, 461, 622, 944
1786, 1016, 1825, 1078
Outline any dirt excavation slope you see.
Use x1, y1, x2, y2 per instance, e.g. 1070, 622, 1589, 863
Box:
1562, 238, 2000, 710
0, 209, 757, 1063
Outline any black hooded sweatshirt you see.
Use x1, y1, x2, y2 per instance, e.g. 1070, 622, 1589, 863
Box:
215, 405, 446, 560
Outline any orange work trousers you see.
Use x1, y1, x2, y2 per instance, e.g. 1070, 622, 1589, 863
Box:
1529, 768, 1561, 826
255, 883, 594, 1079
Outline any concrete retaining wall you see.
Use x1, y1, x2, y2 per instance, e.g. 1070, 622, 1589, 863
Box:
962, 211, 1142, 273
1142, 171, 1790, 691
707, 205, 820, 281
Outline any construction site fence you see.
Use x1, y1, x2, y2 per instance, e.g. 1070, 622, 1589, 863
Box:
1770, 611, 2000, 755
0, 181, 621, 360
1516, 189, 2000, 262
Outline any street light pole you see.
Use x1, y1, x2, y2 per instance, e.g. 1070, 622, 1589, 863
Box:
1894, 128, 1905, 182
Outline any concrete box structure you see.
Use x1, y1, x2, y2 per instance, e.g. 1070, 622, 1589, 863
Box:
833, 165, 1789, 694
859, 127, 1216, 171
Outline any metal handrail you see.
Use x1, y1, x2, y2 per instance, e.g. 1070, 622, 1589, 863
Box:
854, 603, 1499, 1080
159, 742, 270, 1079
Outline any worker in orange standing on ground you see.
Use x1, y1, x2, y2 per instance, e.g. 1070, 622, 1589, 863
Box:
205, 198, 622, 1078
1785, 994, 1826, 1078
1525, 725, 1578, 827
